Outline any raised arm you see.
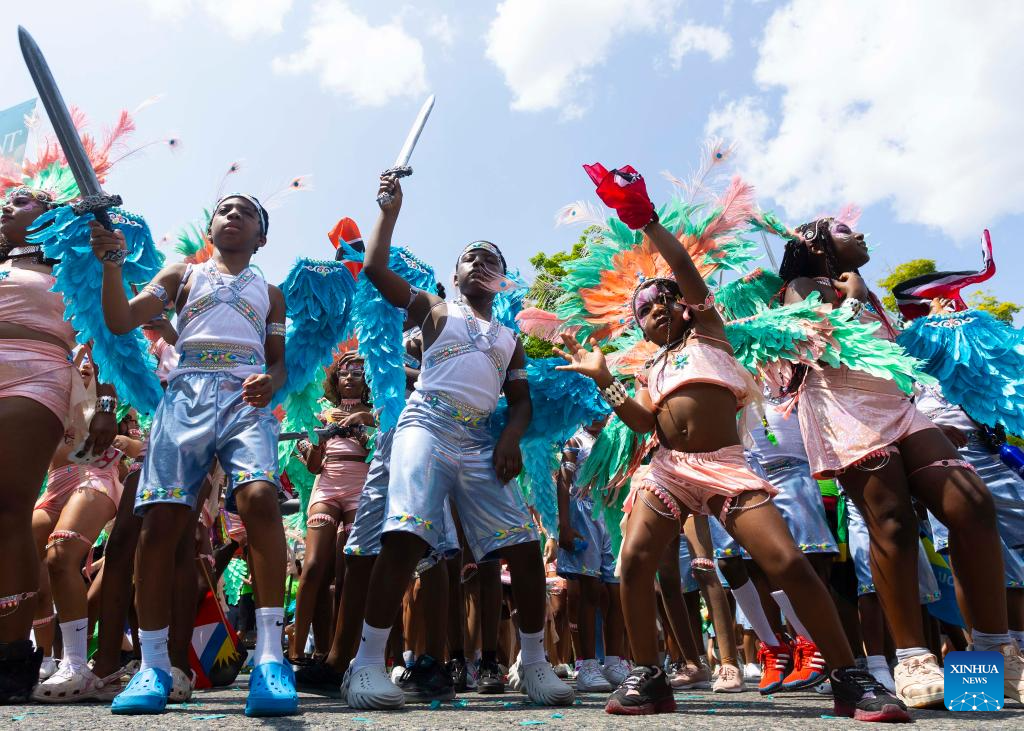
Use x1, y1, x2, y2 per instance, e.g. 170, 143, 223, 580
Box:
362, 175, 442, 326
90, 220, 186, 334
642, 220, 726, 341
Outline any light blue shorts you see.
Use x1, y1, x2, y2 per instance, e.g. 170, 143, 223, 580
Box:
678, 536, 699, 594
712, 456, 836, 559
137, 372, 279, 515
343, 428, 459, 566
557, 489, 618, 583
846, 500, 940, 602
382, 393, 538, 562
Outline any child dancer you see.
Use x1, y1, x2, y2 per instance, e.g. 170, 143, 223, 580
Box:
346, 174, 572, 709
90, 194, 296, 716
30, 354, 124, 701
556, 417, 630, 691
778, 216, 1024, 707
555, 163, 907, 720
290, 354, 374, 662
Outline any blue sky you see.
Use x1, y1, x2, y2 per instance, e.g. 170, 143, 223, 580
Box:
2, 1, 1021, 314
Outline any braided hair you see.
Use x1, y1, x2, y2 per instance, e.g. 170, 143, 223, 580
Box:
777, 217, 844, 286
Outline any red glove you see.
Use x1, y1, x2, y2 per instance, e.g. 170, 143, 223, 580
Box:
583, 163, 657, 230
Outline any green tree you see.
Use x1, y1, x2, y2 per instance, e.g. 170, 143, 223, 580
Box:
877, 259, 935, 311
968, 291, 1022, 324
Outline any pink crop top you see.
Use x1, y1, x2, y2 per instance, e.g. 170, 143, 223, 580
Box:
644, 339, 757, 408
0, 266, 76, 349
325, 435, 368, 459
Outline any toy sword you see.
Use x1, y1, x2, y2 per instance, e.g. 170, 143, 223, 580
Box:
377, 94, 435, 207
18, 26, 121, 232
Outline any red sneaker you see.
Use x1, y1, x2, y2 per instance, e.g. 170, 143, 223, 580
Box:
757, 635, 792, 695
782, 636, 827, 690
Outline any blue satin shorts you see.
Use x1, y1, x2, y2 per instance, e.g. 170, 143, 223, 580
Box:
556, 489, 618, 583
711, 455, 837, 559
137, 372, 279, 515
344, 427, 460, 567
382, 392, 538, 561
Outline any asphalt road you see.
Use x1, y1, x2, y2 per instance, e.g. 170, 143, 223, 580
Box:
8, 679, 1024, 730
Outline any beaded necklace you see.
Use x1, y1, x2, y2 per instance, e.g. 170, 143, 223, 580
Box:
455, 297, 501, 352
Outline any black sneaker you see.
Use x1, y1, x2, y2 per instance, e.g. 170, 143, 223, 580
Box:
294, 658, 345, 697
831, 667, 910, 723
478, 660, 506, 694
0, 640, 42, 705
605, 665, 676, 715
449, 657, 468, 692
398, 655, 455, 703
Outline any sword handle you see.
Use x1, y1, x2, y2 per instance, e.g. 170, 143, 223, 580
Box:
71, 193, 123, 231
376, 166, 413, 207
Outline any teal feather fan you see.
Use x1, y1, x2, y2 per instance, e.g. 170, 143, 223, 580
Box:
31, 206, 165, 413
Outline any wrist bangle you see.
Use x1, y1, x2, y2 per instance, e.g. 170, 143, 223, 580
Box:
845, 297, 864, 316
95, 395, 118, 414
102, 249, 127, 267
599, 379, 628, 407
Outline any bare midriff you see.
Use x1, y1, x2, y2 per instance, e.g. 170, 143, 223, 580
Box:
0, 322, 72, 353
655, 382, 742, 453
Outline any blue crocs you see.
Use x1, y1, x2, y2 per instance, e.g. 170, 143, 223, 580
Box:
245, 661, 299, 717
111, 667, 171, 715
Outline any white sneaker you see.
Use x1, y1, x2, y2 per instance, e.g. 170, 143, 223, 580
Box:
38, 657, 58, 681
893, 653, 944, 709
340, 664, 352, 705
575, 659, 613, 692
742, 662, 761, 682
813, 679, 832, 695
168, 666, 195, 703
508, 654, 523, 692
390, 664, 407, 684
520, 661, 574, 706
347, 664, 406, 710
31, 661, 102, 703
603, 657, 631, 687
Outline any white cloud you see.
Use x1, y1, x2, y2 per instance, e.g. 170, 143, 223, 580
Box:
273, 1, 428, 107
143, 0, 293, 40
485, 0, 679, 118
706, 0, 1024, 239
669, 24, 732, 65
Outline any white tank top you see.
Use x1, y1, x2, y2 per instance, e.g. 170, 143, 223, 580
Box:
171, 261, 270, 379
415, 301, 517, 412
569, 428, 597, 500
745, 400, 809, 463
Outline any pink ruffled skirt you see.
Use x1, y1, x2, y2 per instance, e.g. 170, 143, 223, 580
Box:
634, 444, 778, 523
798, 365, 935, 478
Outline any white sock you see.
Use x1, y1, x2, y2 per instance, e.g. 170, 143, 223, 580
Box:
1010, 630, 1024, 647
254, 607, 285, 665
731, 580, 776, 645
403, 649, 415, 667
138, 627, 171, 674
771, 589, 813, 641
604, 655, 620, 667
59, 618, 89, 670
519, 628, 546, 667
352, 622, 392, 671
866, 655, 896, 693
972, 629, 1012, 652
894, 646, 930, 663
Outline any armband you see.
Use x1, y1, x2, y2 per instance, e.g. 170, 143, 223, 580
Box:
268, 322, 286, 337
142, 283, 169, 308
101, 248, 127, 266
506, 368, 528, 382
95, 395, 118, 414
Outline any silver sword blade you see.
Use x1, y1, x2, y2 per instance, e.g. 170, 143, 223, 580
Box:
18, 26, 104, 198
392, 94, 435, 169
